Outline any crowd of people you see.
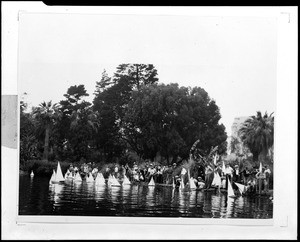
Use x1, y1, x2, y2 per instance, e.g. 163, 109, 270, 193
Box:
64, 160, 272, 194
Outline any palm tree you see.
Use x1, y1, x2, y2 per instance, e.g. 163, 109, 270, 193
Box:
33, 101, 62, 161
239, 111, 274, 162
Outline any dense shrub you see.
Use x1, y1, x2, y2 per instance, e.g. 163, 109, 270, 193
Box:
20, 160, 71, 177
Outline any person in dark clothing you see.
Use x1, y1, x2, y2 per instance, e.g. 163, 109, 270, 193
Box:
197, 164, 205, 181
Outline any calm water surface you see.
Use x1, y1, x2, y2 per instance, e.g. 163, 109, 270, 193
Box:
19, 175, 273, 218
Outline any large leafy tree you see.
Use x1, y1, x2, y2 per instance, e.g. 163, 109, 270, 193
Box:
57, 84, 95, 161
32, 101, 62, 161
93, 65, 159, 162
239, 111, 274, 162
122, 83, 227, 164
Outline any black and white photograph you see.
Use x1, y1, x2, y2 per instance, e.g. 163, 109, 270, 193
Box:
2, 3, 297, 240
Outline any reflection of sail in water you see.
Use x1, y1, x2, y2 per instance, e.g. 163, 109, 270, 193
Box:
220, 194, 227, 218
211, 195, 221, 218
111, 186, 121, 204
73, 179, 82, 193
49, 183, 64, 204
226, 197, 235, 218
235, 196, 245, 216
178, 189, 186, 214
121, 184, 131, 204
85, 180, 95, 198
94, 184, 106, 201
189, 190, 196, 207
146, 186, 155, 207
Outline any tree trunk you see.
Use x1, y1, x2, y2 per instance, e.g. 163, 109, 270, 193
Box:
43, 124, 50, 161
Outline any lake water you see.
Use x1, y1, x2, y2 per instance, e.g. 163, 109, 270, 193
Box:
18, 175, 273, 218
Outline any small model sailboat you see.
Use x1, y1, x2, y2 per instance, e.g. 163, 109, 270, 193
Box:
111, 175, 121, 186
30, 170, 34, 177
222, 161, 226, 175
234, 182, 246, 195
49, 169, 56, 184
74, 172, 82, 182
148, 176, 155, 186
187, 168, 196, 190
122, 174, 131, 185
107, 174, 113, 186
259, 162, 263, 173
179, 178, 185, 189
50, 161, 65, 184
95, 172, 106, 186
189, 177, 197, 190
212, 172, 222, 188
86, 172, 94, 183
227, 178, 236, 198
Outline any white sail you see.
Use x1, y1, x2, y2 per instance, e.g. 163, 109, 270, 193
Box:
86, 172, 94, 182
222, 161, 226, 174
122, 175, 131, 185
49, 169, 56, 184
179, 178, 185, 189
148, 176, 155, 186
212, 172, 222, 187
189, 177, 197, 190
108, 174, 113, 186
74, 172, 82, 182
55, 161, 65, 182
211, 173, 217, 186
227, 178, 236, 198
234, 182, 246, 195
95, 172, 106, 185
30, 170, 34, 177
111, 175, 121, 186
259, 162, 263, 173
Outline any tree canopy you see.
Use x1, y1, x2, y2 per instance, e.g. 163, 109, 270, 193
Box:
20, 64, 228, 166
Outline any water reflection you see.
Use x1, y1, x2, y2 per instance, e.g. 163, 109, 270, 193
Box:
226, 197, 235, 218
147, 186, 155, 207
211, 194, 221, 218
19, 175, 273, 218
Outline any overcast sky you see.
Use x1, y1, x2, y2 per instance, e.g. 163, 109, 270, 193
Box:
18, 12, 277, 136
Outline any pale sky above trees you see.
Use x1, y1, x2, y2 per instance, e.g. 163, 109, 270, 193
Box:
18, 12, 277, 137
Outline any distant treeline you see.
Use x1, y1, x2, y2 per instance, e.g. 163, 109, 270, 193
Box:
20, 64, 228, 167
